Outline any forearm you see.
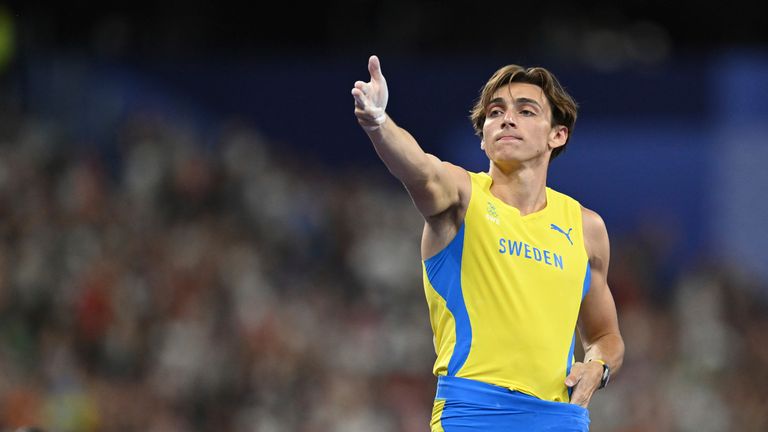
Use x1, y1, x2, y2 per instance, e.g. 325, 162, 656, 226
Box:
353, 55, 440, 189
583, 333, 624, 373
366, 115, 434, 186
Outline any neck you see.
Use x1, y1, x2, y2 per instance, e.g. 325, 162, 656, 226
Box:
487, 160, 549, 216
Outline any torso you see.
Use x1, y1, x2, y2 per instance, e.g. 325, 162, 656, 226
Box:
421, 171, 591, 402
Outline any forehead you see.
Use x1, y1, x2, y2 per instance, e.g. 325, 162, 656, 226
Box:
490, 82, 548, 106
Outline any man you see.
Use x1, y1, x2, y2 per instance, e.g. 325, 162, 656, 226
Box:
352, 55, 624, 431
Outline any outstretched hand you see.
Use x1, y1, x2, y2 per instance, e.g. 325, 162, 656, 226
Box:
352, 55, 389, 132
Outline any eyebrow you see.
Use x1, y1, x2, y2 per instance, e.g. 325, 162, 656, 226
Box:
487, 97, 543, 110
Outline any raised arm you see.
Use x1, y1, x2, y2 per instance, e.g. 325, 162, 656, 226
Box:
351, 55, 466, 218
566, 207, 625, 408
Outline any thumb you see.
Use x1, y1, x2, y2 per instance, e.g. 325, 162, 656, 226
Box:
368, 55, 385, 82
565, 370, 581, 387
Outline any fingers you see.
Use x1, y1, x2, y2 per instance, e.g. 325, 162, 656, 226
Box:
564, 368, 581, 388
354, 80, 367, 91
570, 387, 590, 408
565, 362, 599, 408
368, 55, 384, 82
352, 80, 370, 105
353, 55, 384, 102
565, 361, 586, 388
351, 89, 365, 109
352, 55, 388, 127
566, 371, 589, 407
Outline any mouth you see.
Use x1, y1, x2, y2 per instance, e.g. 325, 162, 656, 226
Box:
497, 135, 523, 142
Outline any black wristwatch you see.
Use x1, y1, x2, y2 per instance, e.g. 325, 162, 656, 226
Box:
591, 359, 611, 389
590, 359, 611, 390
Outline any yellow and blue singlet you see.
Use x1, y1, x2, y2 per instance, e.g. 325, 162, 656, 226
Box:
423, 172, 591, 431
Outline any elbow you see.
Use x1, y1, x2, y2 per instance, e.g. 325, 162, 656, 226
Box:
612, 333, 626, 372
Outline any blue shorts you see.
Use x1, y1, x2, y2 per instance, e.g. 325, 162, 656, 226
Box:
431, 376, 590, 432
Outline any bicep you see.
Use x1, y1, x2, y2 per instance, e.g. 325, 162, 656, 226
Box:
578, 208, 620, 345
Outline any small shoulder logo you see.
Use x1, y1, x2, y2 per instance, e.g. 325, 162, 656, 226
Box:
486, 201, 499, 225
550, 223, 573, 245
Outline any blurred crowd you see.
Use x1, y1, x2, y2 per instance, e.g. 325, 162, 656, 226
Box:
0, 106, 767, 431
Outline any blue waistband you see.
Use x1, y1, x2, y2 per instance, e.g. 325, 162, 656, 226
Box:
436, 375, 588, 419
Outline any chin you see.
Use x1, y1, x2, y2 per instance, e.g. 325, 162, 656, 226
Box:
493, 152, 545, 165
492, 151, 527, 162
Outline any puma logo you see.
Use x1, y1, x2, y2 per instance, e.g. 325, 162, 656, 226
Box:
550, 224, 573, 246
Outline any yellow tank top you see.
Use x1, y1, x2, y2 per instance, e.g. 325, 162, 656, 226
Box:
422, 171, 590, 402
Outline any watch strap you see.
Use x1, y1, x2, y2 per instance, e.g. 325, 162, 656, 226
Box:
589, 359, 610, 389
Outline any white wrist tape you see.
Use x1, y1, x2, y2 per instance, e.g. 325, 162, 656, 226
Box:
372, 112, 386, 125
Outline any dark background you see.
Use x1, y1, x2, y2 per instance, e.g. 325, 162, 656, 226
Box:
11, 1, 768, 56
1, 2, 767, 431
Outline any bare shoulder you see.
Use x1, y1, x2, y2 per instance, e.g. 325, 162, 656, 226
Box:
439, 159, 471, 200
580, 205, 610, 262
581, 206, 607, 237
421, 154, 471, 207
428, 156, 469, 179
420, 160, 471, 259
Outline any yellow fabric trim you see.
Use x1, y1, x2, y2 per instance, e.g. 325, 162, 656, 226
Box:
430, 399, 446, 432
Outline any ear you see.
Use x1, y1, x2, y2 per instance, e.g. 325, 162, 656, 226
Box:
549, 125, 568, 150
480, 138, 486, 150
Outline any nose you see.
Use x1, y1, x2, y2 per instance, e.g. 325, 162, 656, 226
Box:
502, 111, 516, 127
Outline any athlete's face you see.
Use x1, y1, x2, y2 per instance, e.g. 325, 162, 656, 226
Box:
480, 83, 567, 166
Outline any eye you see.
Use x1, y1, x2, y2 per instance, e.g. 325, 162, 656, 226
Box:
520, 109, 535, 116
488, 108, 503, 117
